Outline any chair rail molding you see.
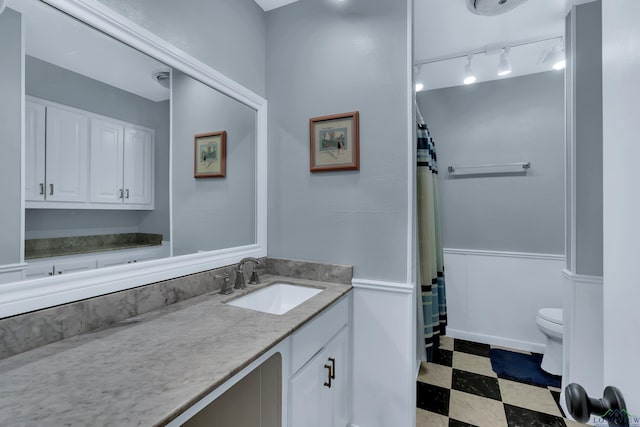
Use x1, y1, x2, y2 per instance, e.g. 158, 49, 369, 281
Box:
444, 248, 566, 261
0, 0, 268, 319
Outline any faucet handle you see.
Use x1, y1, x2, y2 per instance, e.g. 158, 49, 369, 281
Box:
217, 273, 233, 295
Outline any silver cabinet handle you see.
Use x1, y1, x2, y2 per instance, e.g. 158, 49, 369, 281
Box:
39, 183, 44, 195
119, 189, 124, 199
125, 189, 130, 199
49, 183, 54, 195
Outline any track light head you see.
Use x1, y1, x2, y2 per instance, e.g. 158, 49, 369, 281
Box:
463, 55, 477, 85
497, 48, 512, 76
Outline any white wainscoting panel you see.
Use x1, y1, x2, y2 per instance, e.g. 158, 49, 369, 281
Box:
444, 249, 566, 353
560, 270, 603, 421
351, 279, 415, 427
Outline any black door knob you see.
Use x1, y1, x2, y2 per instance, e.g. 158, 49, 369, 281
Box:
565, 383, 629, 426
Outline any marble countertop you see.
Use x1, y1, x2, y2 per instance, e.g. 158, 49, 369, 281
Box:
0, 275, 351, 426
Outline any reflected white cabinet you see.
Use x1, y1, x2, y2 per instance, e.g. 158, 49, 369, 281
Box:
24, 258, 96, 279
25, 101, 46, 201
25, 101, 89, 203
123, 126, 153, 206
289, 327, 349, 427
90, 119, 154, 208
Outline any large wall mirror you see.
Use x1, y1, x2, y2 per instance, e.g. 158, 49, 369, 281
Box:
0, 0, 267, 318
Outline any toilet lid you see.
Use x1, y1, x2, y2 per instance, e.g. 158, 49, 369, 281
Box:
539, 308, 563, 324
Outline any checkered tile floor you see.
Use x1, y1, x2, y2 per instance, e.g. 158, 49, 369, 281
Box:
416, 337, 587, 427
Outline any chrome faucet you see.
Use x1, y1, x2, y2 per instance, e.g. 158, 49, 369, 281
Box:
235, 257, 262, 290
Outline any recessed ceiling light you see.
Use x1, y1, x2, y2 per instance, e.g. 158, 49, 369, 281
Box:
415, 83, 424, 92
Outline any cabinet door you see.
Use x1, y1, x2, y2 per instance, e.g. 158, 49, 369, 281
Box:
53, 258, 96, 275
24, 262, 55, 279
25, 101, 46, 201
289, 347, 332, 427
45, 106, 89, 202
123, 127, 153, 206
327, 327, 349, 427
289, 326, 349, 427
90, 118, 124, 204
96, 253, 133, 268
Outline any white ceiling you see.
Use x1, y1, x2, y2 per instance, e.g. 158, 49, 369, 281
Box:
7, 0, 170, 102
415, 0, 594, 90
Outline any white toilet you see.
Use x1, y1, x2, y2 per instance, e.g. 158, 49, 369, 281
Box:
536, 308, 563, 376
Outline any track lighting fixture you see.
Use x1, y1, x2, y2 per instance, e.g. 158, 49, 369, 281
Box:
463, 55, 477, 85
497, 47, 512, 76
543, 44, 566, 71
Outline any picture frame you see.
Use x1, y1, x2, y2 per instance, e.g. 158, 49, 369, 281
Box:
309, 111, 360, 172
194, 131, 227, 178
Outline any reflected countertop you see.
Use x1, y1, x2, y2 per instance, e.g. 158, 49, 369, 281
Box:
0, 275, 352, 426
25, 233, 163, 259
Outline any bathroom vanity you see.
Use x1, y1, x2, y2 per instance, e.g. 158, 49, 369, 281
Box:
0, 275, 352, 426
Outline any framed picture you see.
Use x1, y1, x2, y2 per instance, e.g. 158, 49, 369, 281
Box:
194, 131, 227, 178
309, 111, 360, 172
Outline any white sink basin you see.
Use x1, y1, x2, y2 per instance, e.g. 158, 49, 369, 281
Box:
226, 283, 322, 315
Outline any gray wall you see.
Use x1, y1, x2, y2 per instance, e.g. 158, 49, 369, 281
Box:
570, 1, 603, 276
96, 0, 266, 97
266, 0, 409, 282
0, 8, 23, 264
24, 56, 171, 240
417, 71, 565, 254
172, 70, 256, 256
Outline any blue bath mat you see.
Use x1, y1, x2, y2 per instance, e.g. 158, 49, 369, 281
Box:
489, 348, 561, 388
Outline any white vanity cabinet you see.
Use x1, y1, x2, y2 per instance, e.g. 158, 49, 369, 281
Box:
25, 100, 89, 203
288, 296, 350, 427
24, 245, 166, 279
90, 119, 154, 208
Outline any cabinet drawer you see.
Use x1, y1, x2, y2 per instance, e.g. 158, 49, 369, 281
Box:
291, 294, 349, 373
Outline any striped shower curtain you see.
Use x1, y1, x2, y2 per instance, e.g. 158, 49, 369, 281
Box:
417, 122, 447, 361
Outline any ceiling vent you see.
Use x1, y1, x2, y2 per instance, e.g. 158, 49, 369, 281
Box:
466, 0, 528, 16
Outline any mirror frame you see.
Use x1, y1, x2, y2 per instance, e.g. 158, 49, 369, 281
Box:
0, 0, 267, 318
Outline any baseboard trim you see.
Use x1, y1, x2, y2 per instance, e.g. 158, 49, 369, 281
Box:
352, 279, 414, 294
446, 328, 546, 354
444, 248, 566, 262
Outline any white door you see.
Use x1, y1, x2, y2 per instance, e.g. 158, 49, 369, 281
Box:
602, 0, 640, 415
45, 106, 88, 203
25, 101, 46, 202
90, 118, 124, 204
123, 127, 153, 205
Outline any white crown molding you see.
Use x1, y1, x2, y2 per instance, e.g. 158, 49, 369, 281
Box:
443, 248, 566, 261
1, 0, 268, 319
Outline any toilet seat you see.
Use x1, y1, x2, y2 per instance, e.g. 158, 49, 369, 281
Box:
538, 308, 562, 325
